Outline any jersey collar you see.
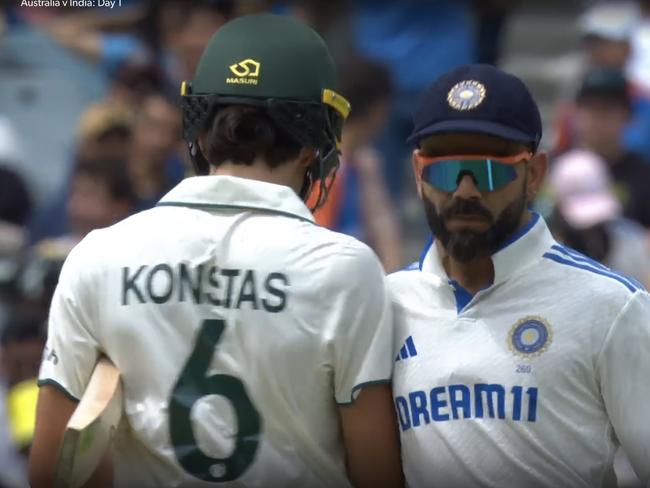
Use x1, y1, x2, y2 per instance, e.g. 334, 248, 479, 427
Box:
419, 213, 556, 286
157, 175, 315, 223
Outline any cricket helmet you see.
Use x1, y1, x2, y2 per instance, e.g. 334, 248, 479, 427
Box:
181, 14, 350, 206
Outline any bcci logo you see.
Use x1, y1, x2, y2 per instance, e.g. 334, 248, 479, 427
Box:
508, 316, 552, 357
447, 80, 486, 111
227, 59, 261, 85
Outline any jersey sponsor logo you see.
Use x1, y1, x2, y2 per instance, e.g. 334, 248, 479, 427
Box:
122, 263, 288, 312
447, 80, 486, 111
395, 336, 418, 362
508, 316, 552, 357
394, 383, 538, 431
227, 58, 260, 85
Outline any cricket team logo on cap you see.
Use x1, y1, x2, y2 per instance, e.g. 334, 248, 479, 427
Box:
447, 80, 486, 111
227, 58, 261, 85
508, 316, 553, 357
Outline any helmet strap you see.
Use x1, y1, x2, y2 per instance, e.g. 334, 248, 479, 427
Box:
188, 141, 210, 176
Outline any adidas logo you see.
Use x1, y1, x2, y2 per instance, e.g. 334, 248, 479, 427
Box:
395, 336, 417, 362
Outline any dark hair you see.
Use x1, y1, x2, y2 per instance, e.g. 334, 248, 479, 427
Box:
0, 166, 32, 226
73, 158, 136, 204
576, 68, 631, 110
113, 61, 166, 100
338, 56, 392, 121
204, 105, 303, 169
549, 208, 610, 263
0, 311, 45, 348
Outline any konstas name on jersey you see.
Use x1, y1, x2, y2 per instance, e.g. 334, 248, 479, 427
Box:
122, 263, 288, 312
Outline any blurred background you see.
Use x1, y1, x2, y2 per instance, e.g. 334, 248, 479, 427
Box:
0, 0, 649, 486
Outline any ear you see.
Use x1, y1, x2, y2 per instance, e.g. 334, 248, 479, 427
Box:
297, 147, 317, 169
412, 149, 423, 199
526, 151, 548, 203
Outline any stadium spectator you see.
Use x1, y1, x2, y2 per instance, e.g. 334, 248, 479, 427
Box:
472, 0, 521, 65
310, 56, 402, 271
1, 311, 46, 456
28, 102, 133, 244
0, 312, 45, 390
42, 0, 234, 92
107, 58, 167, 109
1, 6, 108, 208
553, 2, 650, 162
627, 0, 650, 95
350, 0, 477, 200
580, 1, 636, 70
76, 102, 133, 162
573, 67, 650, 230
14, 239, 69, 320
548, 149, 650, 289
0, 118, 32, 259
127, 93, 184, 210
554, 1, 635, 153
32, 156, 136, 256
66, 157, 135, 242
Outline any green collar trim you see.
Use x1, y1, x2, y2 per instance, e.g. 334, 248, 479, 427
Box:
156, 201, 316, 225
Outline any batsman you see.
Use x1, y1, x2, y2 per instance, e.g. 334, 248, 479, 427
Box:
29, 14, 402, 488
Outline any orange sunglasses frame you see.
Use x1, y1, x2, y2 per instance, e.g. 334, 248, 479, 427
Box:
413, 150, 533, 175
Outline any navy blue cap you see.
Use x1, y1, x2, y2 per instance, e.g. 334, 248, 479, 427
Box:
408, 64, 543, 151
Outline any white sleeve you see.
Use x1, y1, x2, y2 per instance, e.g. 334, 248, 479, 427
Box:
38, 242, 101, 401
328, 245, 394, 405
597, 290, 650, 484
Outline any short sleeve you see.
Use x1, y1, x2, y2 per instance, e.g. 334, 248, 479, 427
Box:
38, 241, 101, 401
597, 290, 650, 484
327, 245, 394, 405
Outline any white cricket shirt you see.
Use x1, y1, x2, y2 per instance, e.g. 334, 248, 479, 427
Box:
389, 213, 650, 488
39, 175, 393, 488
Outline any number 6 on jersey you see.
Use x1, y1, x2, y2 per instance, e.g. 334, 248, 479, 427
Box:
169, 318, 262, 482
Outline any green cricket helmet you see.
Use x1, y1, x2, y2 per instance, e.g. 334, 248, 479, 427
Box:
181, 13, 350, 204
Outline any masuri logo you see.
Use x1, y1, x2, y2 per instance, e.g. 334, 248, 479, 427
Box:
227, 59, 261, 85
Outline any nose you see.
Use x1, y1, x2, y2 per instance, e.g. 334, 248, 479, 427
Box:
454, 172, 482, 200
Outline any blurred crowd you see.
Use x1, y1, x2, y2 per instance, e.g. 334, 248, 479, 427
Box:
0, 0, 649, 486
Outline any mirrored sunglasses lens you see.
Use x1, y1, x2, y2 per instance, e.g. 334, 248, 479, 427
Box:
421, 160, 517, 192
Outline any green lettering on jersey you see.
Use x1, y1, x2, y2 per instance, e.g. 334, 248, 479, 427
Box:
221, 269, 240, 308
122, 266, 146, 305
146, 263, 174, 304
179, 262, 204, 303
236, 270, 259, 309
262, 273, 289, 313
205, 266, 222, 306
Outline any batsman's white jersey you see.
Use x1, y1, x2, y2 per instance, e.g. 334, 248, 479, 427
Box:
389, 214, 650, 488
39, 175, 394, 487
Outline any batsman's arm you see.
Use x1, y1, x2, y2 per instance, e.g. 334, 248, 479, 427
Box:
339, 384, 404, 488
29, 385, 113, 488
329, 246, 403, 487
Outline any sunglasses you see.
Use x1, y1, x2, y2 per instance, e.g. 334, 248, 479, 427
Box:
414, 151, 532, 192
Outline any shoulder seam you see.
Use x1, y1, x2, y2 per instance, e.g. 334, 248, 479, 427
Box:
594, 291, 641, 378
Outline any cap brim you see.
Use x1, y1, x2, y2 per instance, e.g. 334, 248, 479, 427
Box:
407, 119, 538, 146
561, 194, 621, 229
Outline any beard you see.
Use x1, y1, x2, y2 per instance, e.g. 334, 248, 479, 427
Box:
424, 184, 528, 263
